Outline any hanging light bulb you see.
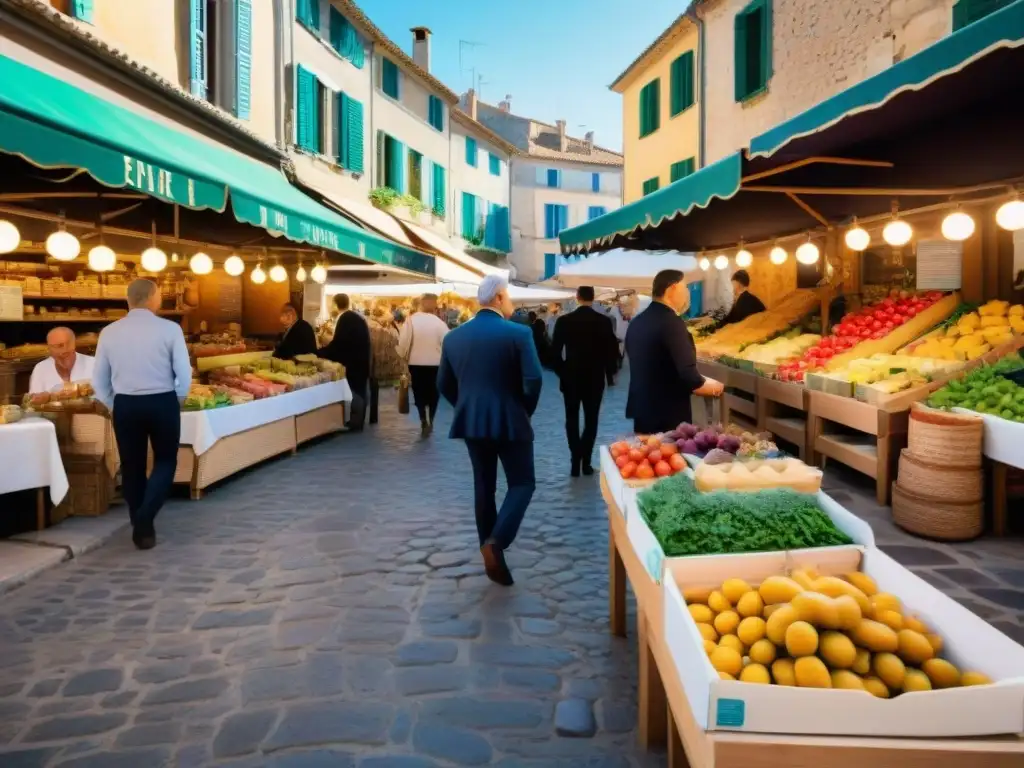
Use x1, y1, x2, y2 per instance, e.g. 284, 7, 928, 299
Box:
713, 254, 729, 270
734, 243, 753, 268
140, 221, 167, 272
224, 254, 245, 277
941, 209, 975, 241
844, 219, 870, 252
171, 252, 180, 263
310, 263, 328, 284
0, 220, 21, 254
796, 237, 820, 265
269, 263, 288, 283
995, 198, 1024, 231
698, 256, 710, 271
87, 245, 116, 272
250, 263, 267, 284
190, 252, 213, 275
46, 214, 80, 261
882, 214, 913, 247
769, 244, 788, 265
295, 264, 308, 283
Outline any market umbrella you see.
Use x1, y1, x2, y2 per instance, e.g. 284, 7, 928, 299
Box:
551, 249, 701, 290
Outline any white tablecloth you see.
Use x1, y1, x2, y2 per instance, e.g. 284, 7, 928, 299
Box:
179, 380, 353, 455
0, 417, 70, 503
953, 408, 1024, 469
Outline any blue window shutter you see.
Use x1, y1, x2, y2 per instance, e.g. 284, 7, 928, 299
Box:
461, 193, 477, 239
72, 0, 94, 22
557, 205, 569, 235
235, 0, 252, 120
544, 253, 557, 280
382, 58, 399, 99
544, 204, 554, 239
347, 96, 364, 173
465, 137, 477, 166
588, 206, 605, 221
547, 169, 559, 188
189, 0, 206, 99
592, 173, 600, 192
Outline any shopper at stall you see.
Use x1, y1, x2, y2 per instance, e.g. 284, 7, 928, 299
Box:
625, 270, 723, 434
320, 293, 371, 431
28, 326, 95, 393
397, 293, 449, 436
273, 303, 317, 360
720, 269, 766, 327
437, 275, 543, 586
92, 279, 191, 551
368, 303, 407, 426
550, 286, 619, 477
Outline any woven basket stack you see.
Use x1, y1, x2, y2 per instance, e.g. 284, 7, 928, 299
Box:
891, 403, 985, 540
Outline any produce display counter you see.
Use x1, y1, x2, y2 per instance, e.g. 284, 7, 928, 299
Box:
0, 416, 69, 529
599, 468, 1024, 767
172, 381, 352, 499
953, 408, 1024, 536
755, 377, 810, 459
722, 368, 758, 430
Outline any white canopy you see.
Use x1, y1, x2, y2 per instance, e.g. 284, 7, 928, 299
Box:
324, 282, 573, 305
551, 249, 701, 290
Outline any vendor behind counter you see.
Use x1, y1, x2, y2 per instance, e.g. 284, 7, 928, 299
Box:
720, 269, 766, 327
28, 327, 95, 394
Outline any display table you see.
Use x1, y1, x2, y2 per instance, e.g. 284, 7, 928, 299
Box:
954, 408, 1023, 536
600, 470, 1024, 767
756, 377, 810, 459
0, 416, 69, 529
173, 381, 352, 498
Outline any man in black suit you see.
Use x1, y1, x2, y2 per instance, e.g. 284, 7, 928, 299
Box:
721, 269, 766, 326
625, 270, 723, 434
550, 286, 619, 476
320, 294, 371, 430
273, 303, 318, 360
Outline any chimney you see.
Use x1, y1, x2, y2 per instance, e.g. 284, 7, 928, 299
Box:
464, 88, 478, 120
411, 27, 431, 72
584, 131, 594, 153
556, 120, 568, 152
498, 94, 512, 112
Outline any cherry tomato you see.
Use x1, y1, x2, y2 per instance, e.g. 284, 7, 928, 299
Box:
620, 461, 637, 478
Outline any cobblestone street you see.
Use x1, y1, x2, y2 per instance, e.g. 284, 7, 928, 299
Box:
1, 369, 1023, 768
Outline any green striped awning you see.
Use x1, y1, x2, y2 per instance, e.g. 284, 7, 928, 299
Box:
0, 54, 434, 276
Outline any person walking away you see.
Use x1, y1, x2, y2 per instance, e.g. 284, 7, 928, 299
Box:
720, 269, 766, 327
273, 303, 317, 360
320, 293, 371, 430
550, 286, 619, 477
625, 270, 723, 435
367, 303, 407, 425
397, 293, 449, 436
92, 279, 191, 550
437, 275, 543, 586
28, 326, 95, 393
528, 310, 550, 368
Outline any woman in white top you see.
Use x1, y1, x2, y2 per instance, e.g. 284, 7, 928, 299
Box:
397, 293, 449, 435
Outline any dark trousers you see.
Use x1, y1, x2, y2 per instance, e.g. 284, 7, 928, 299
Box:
563, 386, 604, 467
409, 365, 439, 423
465, 439, 535, 550
348, 377, 367, 430
368, 379, 380, 425
111, 392, 180, 532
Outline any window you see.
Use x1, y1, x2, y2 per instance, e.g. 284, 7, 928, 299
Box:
64, 0, 93, 23
328, 7, 364, 68
488, 153, 501, 176
587, 206, 606, 221
381, 57, 399, 99
953, 0, 1014, 29
295, 65, 327, 154
544, 253, 558, 280
734, 0, 772, 102
465, 137, 478, 167
544, 204, 569, 239
431, 162, 446, 217
591, 173, 601, 193
546, 169, 561, 188
461, 192, 479, 239
484, 204, 511, 251
408, 150, 423, 201
377, 132, 405, 192
670, 51, 695, 116
296, 0, 320, 31
642, 177, 660, 196
188, 0, 251, 119
639, 78, 660, 138
336, 93, 364, 173
670, 158, 696, 183
428, 95, 444, 132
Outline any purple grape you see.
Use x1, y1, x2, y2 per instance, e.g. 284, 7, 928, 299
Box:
678, 423, 699, 439
682, 439, 698, 455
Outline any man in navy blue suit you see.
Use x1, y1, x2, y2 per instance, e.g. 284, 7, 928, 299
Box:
437, 275, 543, 586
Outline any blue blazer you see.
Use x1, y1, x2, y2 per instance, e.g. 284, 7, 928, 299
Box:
437, 309, 543, 442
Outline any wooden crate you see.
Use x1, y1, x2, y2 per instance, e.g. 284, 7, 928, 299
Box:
53, 455, 114, 519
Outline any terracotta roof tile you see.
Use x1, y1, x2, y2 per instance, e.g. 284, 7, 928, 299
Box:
449, 109, 521, 156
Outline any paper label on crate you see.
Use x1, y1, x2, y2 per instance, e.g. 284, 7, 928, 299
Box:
643, 548, 663, 584
715, 698, 745, 728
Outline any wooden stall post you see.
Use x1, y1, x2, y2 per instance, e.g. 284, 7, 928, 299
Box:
636, 607, 668, 749
609, 517, 627, 637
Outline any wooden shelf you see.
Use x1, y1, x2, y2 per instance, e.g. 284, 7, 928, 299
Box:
3, 310, 188, 323
765, 415, 807, 448
19, 294, 127, 301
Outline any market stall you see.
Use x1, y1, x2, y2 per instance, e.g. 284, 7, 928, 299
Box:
546, 249, 700, 290
0, 411, 68, 530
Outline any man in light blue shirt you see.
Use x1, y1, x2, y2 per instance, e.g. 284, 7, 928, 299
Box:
93, 279, 191, 550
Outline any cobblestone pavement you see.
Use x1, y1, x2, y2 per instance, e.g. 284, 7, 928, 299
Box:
2, 369, 1023, 768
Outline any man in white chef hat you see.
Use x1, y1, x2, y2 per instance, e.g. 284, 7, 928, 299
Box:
28, 326, 95, 394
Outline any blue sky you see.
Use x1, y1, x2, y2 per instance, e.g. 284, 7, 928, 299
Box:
360, 0, 687, 152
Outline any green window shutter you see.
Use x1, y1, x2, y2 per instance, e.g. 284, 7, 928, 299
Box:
346, 96, 364, 173
382, 58, 399, 99
642, 177, 660, 196
72, 0, 94, 22
432, 164, 446, 216
189, 0, 206, 99
670, 158, 695, 183
461, 193, 477, 239
762, 0, 774, 81
638, 86, 647, 137
296, 65, 318, 152
670, 51, 695, 116
953, 0, 970, 28
734, 10, 748, 101
639, 79, 660, 137
235, 0, 252, 120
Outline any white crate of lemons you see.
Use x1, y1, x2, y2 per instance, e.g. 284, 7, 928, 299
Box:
911, 301, 1023, 362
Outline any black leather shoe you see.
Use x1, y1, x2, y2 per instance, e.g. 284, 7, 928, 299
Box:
571, 459, 581, 478
582, 464, 595, 476
132, 527, 156, 551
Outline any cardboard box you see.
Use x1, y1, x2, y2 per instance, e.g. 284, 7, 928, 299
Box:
662, 547, 1024, 737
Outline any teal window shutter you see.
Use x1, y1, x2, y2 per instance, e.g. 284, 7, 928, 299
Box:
588, 206, 606, 221
189, 0, 206, 99
461, 193, 477, 239
428, 96, 444, 131
336, 92, 348, 166
954, 0, 1013, 29
299, 0, 320, 30
432, 164, 446, 216
642, 177, 660, 196
670, 51, 695, 116
347, 96, 364, 173
386, 137, 405, 192
544, 253, 557, 280
496, 205, 511, 251
544, 204, 555, 238
296, 65, 319, 152
465, 137, 477, 166
734, 10, 748, 101
235, 0, 252, 120
670, 158, 695, 182
72, 0, 94, 22
329, 7, 344, 50
953, 0, 970, 28
349, 31, 365, 68
382, 58, 399, 99
488, 153, 500, 176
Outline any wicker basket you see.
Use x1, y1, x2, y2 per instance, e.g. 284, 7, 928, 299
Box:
891, 482, 983, 541
896, 449, 982, 503
907, 403, 983, 467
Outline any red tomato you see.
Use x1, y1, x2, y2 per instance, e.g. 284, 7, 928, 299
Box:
871, 320, 883, 331
647, 450, 663, 464
620, 461, 637, 478
654, 460, 672, 477
818, 348, 834, 358
646, 435, 662, 449
871, 330, 886, 339
628, 448, 646, 463
615, 454, 629, 468
669, 453, 687, 471
636, 462, 655, 479
660, 442, 679, 456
